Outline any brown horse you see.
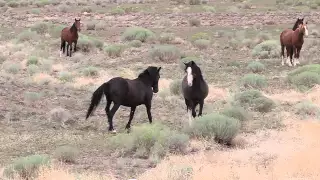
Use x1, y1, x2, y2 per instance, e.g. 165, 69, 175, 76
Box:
60, 18, 81, 57
280, 18, 308, 66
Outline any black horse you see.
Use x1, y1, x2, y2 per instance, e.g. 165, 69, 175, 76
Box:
182, 61, 208, 126
85, 66, 162, 133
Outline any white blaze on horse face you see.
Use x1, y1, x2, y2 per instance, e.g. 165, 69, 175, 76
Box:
187, 67, 193, 86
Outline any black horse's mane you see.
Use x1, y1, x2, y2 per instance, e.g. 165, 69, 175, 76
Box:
292, 19, 303, 30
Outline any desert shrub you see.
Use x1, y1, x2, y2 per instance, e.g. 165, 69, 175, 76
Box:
104, 44, 126, 58
77, 34, 103, 52
17, 30, 38, 42
241, 74, 267, 89
150, 45, 180, 62
109, 123, 189, 159
54, 145, 79, 163
58, 71, 73, 82
295, 100, 320, 117
311, 29, 319, 37
95, 21, 107, 30
4, 63, 21, 74
189, 18, 201, 26
247, 61, 265, 73
242, 38, 253, 48
48, 24, 64, 38
7, 1, 19, 7
193, 39, 210, 49
110, 7, 125, 15
58, 4, 68, 12
0, 53, 6, 64
41, 59, 53, 72
233, 89, 275, 112
189, 0, 201, 5
221, 106, 249, 121
122, 27, 155, 42
287, 64, 320, 91
27, 56, 39, 66
179, 56, 200, 69
27, 64, 39, 75
49, 107, 71, 123
187, 113, 240, 144
86, 22, 96, 30
4, 154, 50, 179
30, 22, 49, 34
202, 5, 216, 12
251, 40, 280, 59
81, 6, 92, 13
24, 91, 42, 102
129, 40, 142, 47
159, 33, 175, 44
35, 0, 51, 7
170, 79, 182, 96
0, 0, 5, 7
82, 66, 99, 77
191, 32, 210, 42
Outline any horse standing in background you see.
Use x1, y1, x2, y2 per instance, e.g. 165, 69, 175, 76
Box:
181, 61, 208, 126
280, 18, 306, 66
60, 18, 81, 57
291, 21, 309, 65
85, 66, 162, 133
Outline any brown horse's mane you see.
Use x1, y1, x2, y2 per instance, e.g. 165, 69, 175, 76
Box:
292, 18, 303, 31
69, 22, 77, 33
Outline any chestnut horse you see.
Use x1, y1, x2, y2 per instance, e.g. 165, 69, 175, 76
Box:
280, 18, 308, 66
60, 18, 81, 57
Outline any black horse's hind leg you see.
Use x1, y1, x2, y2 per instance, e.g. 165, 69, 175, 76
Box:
125, 106, 137, 133
145, 102, 153, 124
198, 100, 204, 117
107, 103, 120, 132
105, 99, 112, 117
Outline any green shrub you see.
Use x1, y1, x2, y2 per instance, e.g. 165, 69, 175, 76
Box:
78, 34, 101, 52
110, 7, 125, 15
30, 22, 49, 34
187, 113, 240, 144
5, 63, 21, 74
190, 32, 210, 42
27, 64, 39, 75
4, 154, 50, 179
35, 0, 51, 7
287, 65, 320, 91
189, 18, 201, 26
27, 56, 39, 66
86, 22, 96, 30
24, 91, 42, 102
109, 123, 189, 159
150, 45, 180, 62
193, 39, 210, 49
241, 74, 267, 89
0, 0, 5, 7
82, 66, 99, 77
159, 33, 175, 44
104, 44, 126, 58
58, 71, 73, 82
122, 27, 155, 42
48, 24, 64, 38
179, 56, 200, 70
251, 40, 280, 59
233, 89, 275, 112
189, 0, 201, 5
295, 100, 320, 117
17, 30, 38, 42
221, 106, 249, 121
129, 40, 142, 47
170, 79, 182, 96
202, 5, 216, 12
54, 145, 79, 163
247, 61, 265, 73
7, 1, 19, 8
81, 6, 92, 13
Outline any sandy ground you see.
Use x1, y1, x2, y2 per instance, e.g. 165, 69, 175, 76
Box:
139, 87, 320, 180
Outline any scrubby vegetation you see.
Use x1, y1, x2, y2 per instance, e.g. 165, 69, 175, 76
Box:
287, 64, 320, 91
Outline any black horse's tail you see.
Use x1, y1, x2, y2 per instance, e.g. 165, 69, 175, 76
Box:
85, 83, 108, 119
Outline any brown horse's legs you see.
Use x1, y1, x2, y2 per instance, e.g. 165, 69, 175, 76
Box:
285, 46, 292, 66
69, 43, 72, 57
296, 46, 302, 65
60, 40, 65, 57
281, 45, 285, 66
290, 46, 295, 66
66, 44, 69, 56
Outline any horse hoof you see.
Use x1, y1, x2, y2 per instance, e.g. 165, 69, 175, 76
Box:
110, 130, 117, 134
281, 62, 284, 66
126, 128, 131, 133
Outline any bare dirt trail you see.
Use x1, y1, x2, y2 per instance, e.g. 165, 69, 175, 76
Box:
138, 117, 320, 180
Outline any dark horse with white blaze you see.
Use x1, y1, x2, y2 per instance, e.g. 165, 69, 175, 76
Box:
60, 18, 81, 57
182, 61, 208, 126
280, 18, 308, 66
85, 66, 162, 133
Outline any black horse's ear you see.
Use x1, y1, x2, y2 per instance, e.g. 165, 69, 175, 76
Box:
183, 62, 187, 66
158, 67, 161, 72
190, 61, 195, 65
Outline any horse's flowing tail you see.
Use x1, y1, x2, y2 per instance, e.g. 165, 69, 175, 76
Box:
85, 83, 108, 119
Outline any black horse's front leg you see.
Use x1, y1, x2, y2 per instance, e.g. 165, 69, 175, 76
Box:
198, 100, 204, 117
145, 102, 152, 124
125, 106, 136, 133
